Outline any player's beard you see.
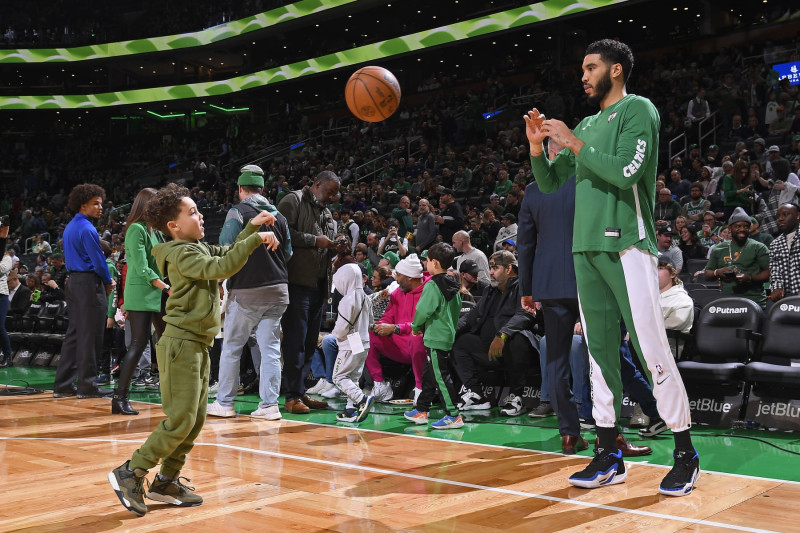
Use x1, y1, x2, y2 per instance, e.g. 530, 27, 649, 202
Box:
587, 70, 612, 107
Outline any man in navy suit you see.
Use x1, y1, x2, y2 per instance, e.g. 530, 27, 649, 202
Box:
517, 139, 588, 455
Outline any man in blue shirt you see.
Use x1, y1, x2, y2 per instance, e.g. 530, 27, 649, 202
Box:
54, 184, 116, 399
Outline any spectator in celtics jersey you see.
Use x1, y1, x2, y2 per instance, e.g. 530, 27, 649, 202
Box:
525, 38, 698, 497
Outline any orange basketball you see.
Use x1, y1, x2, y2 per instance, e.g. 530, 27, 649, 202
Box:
344, 66, 401, 122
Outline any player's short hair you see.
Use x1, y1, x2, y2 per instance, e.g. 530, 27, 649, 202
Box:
145, 183, 189, 235
586, 39, 634, 83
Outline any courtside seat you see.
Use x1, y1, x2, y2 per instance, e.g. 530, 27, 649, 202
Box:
36, 301, 66, 333
744, 296, 800, 388
677, 297, 763, 384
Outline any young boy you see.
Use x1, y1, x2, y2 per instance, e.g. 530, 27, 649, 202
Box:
404, 244, 463, 429
108, 183, 279, 516
330, 262, 375, 422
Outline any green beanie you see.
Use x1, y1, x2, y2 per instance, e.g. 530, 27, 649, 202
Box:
238, 164, 265, 187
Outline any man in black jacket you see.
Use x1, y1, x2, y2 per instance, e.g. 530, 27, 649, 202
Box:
452, 251, 538, 416
278, 170, 340, 414
435, 188, 464, 245
8, 271, 32, 321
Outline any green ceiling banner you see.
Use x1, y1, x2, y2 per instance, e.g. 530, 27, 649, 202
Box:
0, 0, 628, 110
0, 0, 357, 64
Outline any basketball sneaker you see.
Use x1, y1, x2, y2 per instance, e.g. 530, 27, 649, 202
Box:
305, 377, 328, 395
639, 417, 669, 437
456, 390, 490, 411
355, 395, 375, 423
403, 409, 429, 424
528, 401, 554, 418
371, 381, 394, 402
659, 448, 700, 497
568, 448, 627, 489
500, 394, 525, 416
432, 414, 464, 430
337, 408, 358, 423
146, 474, 203, 506
108, 461, 148, 516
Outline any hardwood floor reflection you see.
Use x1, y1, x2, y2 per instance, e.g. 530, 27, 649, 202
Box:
0, 395, 797, 532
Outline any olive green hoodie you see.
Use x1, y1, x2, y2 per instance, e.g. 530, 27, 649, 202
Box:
153, 223, 262, 346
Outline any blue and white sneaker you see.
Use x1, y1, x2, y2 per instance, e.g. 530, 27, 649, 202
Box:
659, 448, 700, 496
403, 409, 429, 424
568, 448, 627, 489
355, 395, 375, 423
336, 408, 358, 423
431, 414, 464, 430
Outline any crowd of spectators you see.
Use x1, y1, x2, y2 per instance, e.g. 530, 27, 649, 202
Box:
2, 27, 800, 416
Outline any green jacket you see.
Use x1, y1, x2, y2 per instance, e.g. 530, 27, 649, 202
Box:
411, 273, 461, 351
277, 187, 336, 289
531, 94, 660, 255
153, 223, 263, 346
106, 258, 118, 319
123, 221, 164, 312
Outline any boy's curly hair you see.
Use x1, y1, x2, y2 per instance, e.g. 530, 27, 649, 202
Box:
67, 184, 106, 213
145, 183, 189, 235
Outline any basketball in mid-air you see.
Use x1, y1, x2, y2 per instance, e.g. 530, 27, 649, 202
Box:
344, 66, 401, 122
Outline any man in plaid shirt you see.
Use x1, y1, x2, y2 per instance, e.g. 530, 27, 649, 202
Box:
768, 203, 800, 302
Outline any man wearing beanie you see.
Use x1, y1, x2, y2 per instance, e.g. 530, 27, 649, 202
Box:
704, 207, 770, 308
209, 165, 293, 420
365, 253, 428, 404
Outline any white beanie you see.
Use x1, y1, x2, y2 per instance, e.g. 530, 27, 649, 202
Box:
395, 253, 424, 278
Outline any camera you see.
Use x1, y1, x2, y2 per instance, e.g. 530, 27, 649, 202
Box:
0, 214, 9, 227
723, 270, 737, 280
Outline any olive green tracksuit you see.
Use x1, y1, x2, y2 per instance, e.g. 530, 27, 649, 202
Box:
129, 224, 263, 478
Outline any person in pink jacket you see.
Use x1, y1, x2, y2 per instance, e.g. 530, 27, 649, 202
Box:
365, 254, 428, 404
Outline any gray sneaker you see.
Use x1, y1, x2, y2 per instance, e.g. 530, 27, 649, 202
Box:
108, 461, 148, 516
528, 402, 554, 418
146, 475, 203, 507
639, 417, 669, 437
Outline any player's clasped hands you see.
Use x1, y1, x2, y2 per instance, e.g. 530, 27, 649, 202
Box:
250, 210, 276, 227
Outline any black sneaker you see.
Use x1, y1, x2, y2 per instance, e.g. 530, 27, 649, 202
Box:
145, 375, 160, 390
131, 376, 147, 389
579, 417, 596, 430
146, 475, 203, 506
528, 402, 554, 418
659, 448, 700, 497
568, 448, 627, 489
639, 417, 669, 437
108, 461, 148, 516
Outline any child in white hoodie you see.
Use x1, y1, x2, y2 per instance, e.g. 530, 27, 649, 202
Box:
331, 263, 375, 423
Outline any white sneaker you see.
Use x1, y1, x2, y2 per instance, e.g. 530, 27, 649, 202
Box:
251, 405, 282, 421
305, 377, 328, 395
207, 400, 235, 418
322, 384, 345, 398
371, 381, 394, 402
457, 390, 491, 411
500, 394, 525, 416
413, 387, 422, 406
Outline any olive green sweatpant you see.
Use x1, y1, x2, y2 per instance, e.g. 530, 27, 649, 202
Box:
129, 336, 209, 478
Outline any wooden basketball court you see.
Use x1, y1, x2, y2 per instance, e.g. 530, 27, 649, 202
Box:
1, 394, 798, 532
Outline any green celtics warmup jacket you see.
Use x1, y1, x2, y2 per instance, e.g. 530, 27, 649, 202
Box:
530, 94, 660, 256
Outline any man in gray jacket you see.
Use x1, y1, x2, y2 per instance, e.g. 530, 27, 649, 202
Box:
277, 170, 340, 414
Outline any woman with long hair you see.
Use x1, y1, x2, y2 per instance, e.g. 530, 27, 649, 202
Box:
678, 225, 707, 265
113, 188, 169, 415
723, 160, 754, 217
